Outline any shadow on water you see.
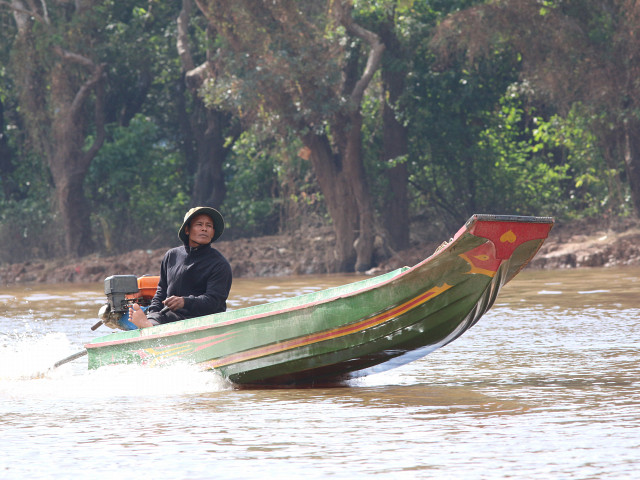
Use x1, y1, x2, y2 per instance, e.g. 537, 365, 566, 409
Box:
192, 382, 530, 417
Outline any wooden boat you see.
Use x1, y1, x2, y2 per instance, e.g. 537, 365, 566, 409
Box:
85, 214, 553, 386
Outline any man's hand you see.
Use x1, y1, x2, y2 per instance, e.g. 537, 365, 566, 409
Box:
163, 295, 185, 311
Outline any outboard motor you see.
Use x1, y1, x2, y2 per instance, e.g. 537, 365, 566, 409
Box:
95, 275, 159, 330
105, 275, 139, 313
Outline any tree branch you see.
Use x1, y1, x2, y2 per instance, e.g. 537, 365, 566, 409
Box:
70, 62, 106, 120
177, 0, 196, 71
2, 0, 48, 29
53, 45, 95, 68
333, 0, 385, 105
185, 62, 209, 90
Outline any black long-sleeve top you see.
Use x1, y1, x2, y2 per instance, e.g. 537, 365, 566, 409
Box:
148, 243, 232, 319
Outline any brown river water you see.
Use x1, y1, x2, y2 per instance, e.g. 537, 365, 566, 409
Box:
1, 267, 639, 479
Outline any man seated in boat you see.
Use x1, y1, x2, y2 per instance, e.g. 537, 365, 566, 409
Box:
129, 206, 232, 328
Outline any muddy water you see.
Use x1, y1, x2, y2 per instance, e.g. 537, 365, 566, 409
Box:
1, 268, 639, 479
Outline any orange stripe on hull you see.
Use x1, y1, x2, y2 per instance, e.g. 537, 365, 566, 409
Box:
202, 283, 453, 369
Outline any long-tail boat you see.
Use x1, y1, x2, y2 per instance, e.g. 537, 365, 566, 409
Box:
84, 214, 553, 386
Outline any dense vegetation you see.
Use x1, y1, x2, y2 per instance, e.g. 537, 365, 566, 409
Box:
0, 1, 637, 271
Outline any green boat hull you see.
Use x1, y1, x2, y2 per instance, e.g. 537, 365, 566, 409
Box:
86, 214, 554, 385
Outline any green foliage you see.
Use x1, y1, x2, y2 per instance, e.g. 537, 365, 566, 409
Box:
222, 132, 280, 237
0, 196, 66, 263
96, 1, 184, 127
401, 39, 524, 225
222, 129, 325, 237
0, 153, 64, 262
478, 91, 572, 216
530, 105, 630, 217
404, 69, 622, 226
2, 0, 638, 265
85, 115, 189, 252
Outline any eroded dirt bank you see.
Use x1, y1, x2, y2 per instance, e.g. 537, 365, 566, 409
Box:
2, 217, 640, 286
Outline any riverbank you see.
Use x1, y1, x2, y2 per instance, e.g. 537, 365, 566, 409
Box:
1, 216, 639, 286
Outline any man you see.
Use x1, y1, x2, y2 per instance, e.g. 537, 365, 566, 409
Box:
129, 206, 232, 328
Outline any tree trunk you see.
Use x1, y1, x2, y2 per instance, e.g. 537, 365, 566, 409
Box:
329, 1, 385, 271
54, 170, 94, 256
306, 119, 378, 272
342, 111, 377, 272
191, 108, 240, 207
48, 140, 95, 257
189, 103, 226, 206
305, 133, 359, 271
48, 61, 106, 257
380, 24, 410, 250
178, 0, 240, 208
10, 0, 107, 258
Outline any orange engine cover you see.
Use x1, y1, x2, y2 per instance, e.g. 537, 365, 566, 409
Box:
137, 275, 160, 299
125, 275, 160, 302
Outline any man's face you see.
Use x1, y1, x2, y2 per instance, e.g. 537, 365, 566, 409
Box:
185, 213, 215, 246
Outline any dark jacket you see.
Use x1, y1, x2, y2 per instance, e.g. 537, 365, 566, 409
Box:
148, 243, 232, 320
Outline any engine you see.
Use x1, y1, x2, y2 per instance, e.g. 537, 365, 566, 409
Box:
96, 275, 159, 330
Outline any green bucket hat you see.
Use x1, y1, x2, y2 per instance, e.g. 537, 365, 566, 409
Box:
178, 206, 225, 244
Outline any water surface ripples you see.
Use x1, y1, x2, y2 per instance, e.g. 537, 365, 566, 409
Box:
1, 267, 639, 479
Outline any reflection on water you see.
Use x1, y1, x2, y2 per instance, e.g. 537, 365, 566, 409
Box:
1, 267, 640, 479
